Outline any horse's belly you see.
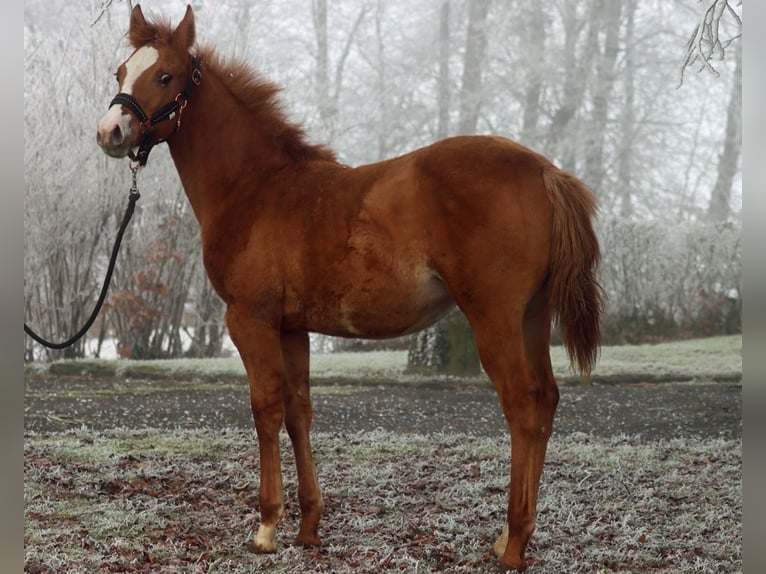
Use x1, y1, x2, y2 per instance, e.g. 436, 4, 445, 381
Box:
305, 268, 454, 339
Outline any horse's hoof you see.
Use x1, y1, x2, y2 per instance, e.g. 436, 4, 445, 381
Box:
294, 533, 322, 547
500, 554, 542, 572
248, 540, 277, 554
499, 557, 527, 572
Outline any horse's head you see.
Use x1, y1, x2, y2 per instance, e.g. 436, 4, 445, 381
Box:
97, 4, 199, 165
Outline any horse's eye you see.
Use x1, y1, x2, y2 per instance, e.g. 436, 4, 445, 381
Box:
113, 72, 120, 84
159, 73, 173, 86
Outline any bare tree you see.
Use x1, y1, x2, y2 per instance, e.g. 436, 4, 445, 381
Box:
614, 0, 637, 218
91, 0, 132, 27
678, 0, 742, 221
583, 0, 623, 193
547, 0, 598, 170
373, 0, 391, 159
24, 12, 128, 360
457, 0, 492, 135
707, 43, 741, 221
313, 0, 332, 124
437, 0, 451, 139
312, 0, 368, 138
519, 3, 546, 146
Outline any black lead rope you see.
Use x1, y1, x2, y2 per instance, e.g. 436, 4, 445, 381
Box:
24, 168, 141, 350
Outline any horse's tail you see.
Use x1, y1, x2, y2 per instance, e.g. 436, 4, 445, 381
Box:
542, 166, 603, 375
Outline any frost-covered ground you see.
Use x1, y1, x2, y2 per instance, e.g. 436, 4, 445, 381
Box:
24, 430, 741, 573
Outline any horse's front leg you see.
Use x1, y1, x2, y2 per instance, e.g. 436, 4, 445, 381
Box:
226, 307, 285, 553
281, 331, 323, 546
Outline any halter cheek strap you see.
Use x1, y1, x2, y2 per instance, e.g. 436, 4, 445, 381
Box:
109, 55, 202, 167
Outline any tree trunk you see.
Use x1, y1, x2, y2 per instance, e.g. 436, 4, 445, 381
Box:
437, 0, 451, 139
312, 0, 366, 139
187, 280, 225, 358
374, 0, 388, 159
407, 310, 481, 376
457, 0, 491, 135
520, 4, 545, 145
707, 44, 741, 222
548, 0, 596, 170
313, 0, 333, 126
583, 0, 622, 193
617, 0, 636, 218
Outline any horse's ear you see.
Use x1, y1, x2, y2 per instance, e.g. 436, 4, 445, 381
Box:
128, 5, 152, 47
172, 5, 196, 51
129, 4, 148, 35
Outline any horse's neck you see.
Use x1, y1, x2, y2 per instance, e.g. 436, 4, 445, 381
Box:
166, 74, 286, 226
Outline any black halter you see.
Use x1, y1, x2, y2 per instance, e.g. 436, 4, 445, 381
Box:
109, 55, 202, 167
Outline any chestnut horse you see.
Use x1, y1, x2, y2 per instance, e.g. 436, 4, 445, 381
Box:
97, 5, 601, 570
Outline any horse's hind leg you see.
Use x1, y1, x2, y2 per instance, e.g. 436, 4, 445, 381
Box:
280, 331, 324, 546
225, 307, 285, 553
463, 289, 558, 570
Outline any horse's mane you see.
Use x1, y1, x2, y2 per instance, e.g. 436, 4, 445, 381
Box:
197, 47, 336, 162
128, 17, 335, 163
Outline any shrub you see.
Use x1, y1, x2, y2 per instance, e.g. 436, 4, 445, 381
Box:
598, 218, 741, 344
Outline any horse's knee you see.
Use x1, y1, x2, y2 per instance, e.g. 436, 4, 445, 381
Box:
500, 376, 557, 409
250, 395, 284, 435
497, 377, 558, 439
534, 378, 559, 411
284, 394, 313, 434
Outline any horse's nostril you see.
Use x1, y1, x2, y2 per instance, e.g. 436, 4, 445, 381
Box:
110, 125, 123, 146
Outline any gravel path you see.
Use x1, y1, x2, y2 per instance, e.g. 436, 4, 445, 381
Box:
25, 376, 741, 440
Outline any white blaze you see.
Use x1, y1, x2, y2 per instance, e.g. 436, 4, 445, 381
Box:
98, 46, 160, 139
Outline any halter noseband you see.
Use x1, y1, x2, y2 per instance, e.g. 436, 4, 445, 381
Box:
109, 55, 202, 167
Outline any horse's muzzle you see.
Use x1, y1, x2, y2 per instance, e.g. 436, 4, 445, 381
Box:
96, 126, 132, 158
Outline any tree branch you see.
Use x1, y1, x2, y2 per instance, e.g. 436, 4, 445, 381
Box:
333, 4, 370, 104
91, 0, 132, 28
679, 0, 742, 87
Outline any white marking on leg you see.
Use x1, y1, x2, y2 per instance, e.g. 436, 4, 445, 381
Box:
254, 524, 277, 552
494, 523, 509, 558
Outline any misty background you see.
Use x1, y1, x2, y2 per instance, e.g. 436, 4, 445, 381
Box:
23, 0, 742, 369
